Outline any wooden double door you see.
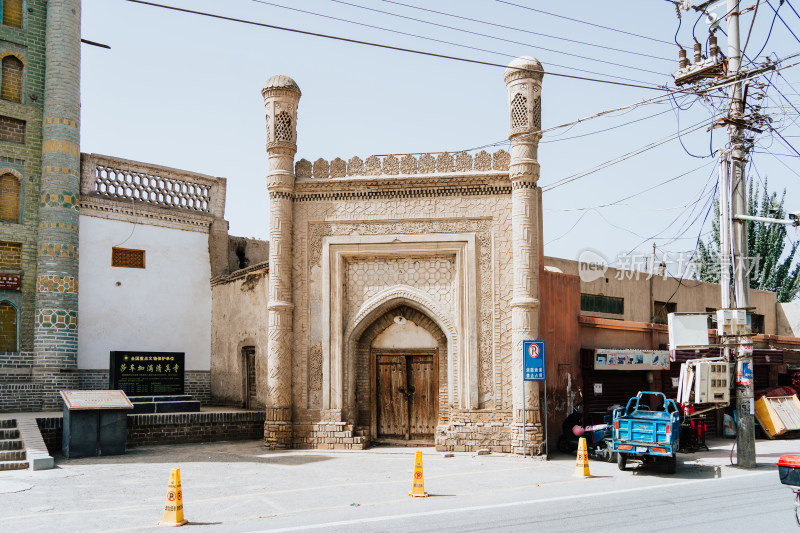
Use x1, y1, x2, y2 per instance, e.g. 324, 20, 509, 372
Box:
374, 351, 437, 442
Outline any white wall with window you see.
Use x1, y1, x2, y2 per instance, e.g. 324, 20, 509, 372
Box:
77, 214, 212, 371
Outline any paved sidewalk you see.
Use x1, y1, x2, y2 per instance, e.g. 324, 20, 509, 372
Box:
0, 437, 793, 532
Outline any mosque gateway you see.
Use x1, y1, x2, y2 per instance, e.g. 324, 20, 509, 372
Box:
222, 57, 547, 453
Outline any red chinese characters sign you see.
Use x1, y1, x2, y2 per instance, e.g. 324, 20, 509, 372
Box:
0, 275, 20, 290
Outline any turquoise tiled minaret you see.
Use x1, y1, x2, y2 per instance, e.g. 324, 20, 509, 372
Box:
33, 0, 81, 407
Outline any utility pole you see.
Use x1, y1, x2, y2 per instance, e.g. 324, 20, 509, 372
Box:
726, 0, 756, 469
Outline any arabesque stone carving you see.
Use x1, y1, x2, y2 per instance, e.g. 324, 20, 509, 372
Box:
365, 155, 381, 176
330, 157, 346, 178
492, 150, 510, 171
382, 155, 399, 175
455, 152, 472, 172
436, 152, 454, 173
347, 156, 364, 176
419, 153, 435, 174
313, 158, 329, 179
400, 155, 417, 175
474, 150, 491, 171
295, 159, 311, 179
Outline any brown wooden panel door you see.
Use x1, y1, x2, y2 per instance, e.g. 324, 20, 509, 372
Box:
377, 355, 407, 439
409, 354, 436, 439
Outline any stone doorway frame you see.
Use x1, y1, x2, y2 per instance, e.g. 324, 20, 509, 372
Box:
321, 233, 480, 414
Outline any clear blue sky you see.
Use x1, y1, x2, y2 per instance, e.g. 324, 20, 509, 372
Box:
80, 0, 800, 274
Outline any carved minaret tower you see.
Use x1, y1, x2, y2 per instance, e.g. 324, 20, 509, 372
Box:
261, 75, 301, 448
504, 56, 544, 454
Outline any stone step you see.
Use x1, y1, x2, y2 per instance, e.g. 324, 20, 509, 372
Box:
0, 449, 26, 462
0, 419, 16, 429
0, 429, 19, 439
0, 460, 29, 471
0, 439, 24, 451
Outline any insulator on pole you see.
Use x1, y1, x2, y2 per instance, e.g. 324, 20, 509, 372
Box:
679, 49, 688, 69
693, 42, 702, 64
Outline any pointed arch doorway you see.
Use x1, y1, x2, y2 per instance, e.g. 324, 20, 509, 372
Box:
364, 307, 443, 445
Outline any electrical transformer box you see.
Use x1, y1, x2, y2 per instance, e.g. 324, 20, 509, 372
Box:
678, 359, 731, 406
694, 361, 730, 404
716, 309, 747, 336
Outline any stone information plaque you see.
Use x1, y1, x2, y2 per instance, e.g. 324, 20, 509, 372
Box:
110, 351, 185, 395
60, 390, 134, 410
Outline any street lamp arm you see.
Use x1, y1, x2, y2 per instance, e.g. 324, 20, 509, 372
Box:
733, 214, 800, 226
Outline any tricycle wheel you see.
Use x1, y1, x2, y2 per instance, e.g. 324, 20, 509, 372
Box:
617, 452, 627, 471
665, 454, 677, 474
601, 442, 615, 463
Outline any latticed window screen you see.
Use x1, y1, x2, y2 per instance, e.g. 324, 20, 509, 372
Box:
580, 293, 624, 315
112, 247, 145, 268
532, 96, 541, 129
275, 111, 292, 141
511, 93, 528, 128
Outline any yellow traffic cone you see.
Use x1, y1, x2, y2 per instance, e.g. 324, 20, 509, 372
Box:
158, 468, 188, 527
574, 437, 591, 478
409, 450, 428, 497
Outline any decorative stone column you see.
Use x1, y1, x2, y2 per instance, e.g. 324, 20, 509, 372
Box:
261, 75, 301, 448
33, 0, 82, 408
504, 57, 544, 455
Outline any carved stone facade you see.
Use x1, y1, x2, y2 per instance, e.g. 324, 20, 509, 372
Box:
255, 57, 545, 454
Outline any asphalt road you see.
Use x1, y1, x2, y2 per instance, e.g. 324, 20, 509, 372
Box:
0, 439, 797, 532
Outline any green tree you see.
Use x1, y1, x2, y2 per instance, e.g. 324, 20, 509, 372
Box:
696, 180, 800, 302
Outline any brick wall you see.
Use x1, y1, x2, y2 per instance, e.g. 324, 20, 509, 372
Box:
0, 240, 21, 268
36, 411, 267, 453
0, 115, 25, 143
185, 370, 211, 405
2, 0, 24, 29
435, 410, 544, 455
1, 56, 23, 103
0, 382, 40, 411
77, 369, 108, 390
0, 173, 20, 221
0, 302, 17, 351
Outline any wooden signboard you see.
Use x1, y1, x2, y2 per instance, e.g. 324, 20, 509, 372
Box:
59, 390, 133, 410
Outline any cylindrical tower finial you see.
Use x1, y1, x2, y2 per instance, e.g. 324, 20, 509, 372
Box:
504, 56, 543, 140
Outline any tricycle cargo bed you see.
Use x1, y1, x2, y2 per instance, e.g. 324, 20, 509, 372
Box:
616, 416, 676, 444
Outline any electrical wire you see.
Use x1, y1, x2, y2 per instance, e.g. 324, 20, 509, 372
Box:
662, 181, 719, 304
669, 91, 716, 158
766, 0, 800, 45
740, 0, 761, 60
540, 107, 676, 144
495, 0, 675, 46
379, 0, 675, 62
542, 117, 716, 192
320, 0, 668, 78
127, 0, 675, 92
547, 161, 714, 212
